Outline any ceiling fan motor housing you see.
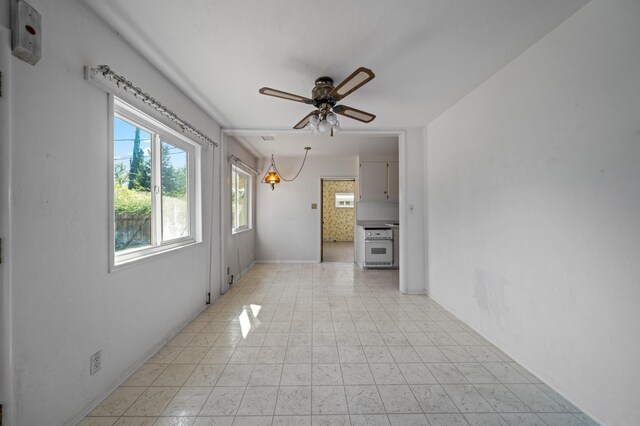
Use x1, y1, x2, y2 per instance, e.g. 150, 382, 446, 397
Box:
312, 77, 337, 109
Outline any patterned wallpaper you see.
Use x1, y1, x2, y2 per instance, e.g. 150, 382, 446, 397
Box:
322, 180, 356, 242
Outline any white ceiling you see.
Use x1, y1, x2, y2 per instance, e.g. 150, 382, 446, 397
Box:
85, 0, 587, 144
229, 132, 399, 159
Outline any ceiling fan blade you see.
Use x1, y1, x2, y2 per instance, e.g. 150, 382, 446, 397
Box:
293, 111, 317, 129
333, 105, 376, 123
328, 67, 375, 100
259, 87, 314, 104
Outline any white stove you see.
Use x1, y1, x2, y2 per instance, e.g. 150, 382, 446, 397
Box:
363, 227, 393, 267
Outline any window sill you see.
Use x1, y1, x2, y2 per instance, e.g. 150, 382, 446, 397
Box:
111, 239, 201, 272
232, 227, 253, 236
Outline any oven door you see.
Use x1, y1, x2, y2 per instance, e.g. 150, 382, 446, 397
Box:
364, 239, 393, 267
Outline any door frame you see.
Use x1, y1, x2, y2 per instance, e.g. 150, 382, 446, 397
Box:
319, 177, 356, 263
221, 128, 410, 294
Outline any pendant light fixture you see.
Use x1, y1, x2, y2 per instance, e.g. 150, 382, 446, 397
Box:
261, 147, 311, 190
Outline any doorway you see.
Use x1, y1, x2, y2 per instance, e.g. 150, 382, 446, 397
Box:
321, 178, 356, 262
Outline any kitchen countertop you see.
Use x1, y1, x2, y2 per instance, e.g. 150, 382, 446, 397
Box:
356, 220, 400, 227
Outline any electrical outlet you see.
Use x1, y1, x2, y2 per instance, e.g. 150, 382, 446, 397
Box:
90, 350, 102, 375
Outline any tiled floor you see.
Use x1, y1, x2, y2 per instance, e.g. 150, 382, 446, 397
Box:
322, 242, 354, 263
81, 263, 598, 426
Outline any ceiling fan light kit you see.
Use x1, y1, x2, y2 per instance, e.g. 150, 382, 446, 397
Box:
259, 67, 376, 136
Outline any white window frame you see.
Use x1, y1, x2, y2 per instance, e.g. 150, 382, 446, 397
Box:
109, 96, 202, 270
231, 164, 252, 234
335, 192, 355, 208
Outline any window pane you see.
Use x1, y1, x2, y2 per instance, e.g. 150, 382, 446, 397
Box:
231, 169, 237, 230
113, 117, 152, 251
237, 173, 247, 227
335, 192, 355, 208
113, 117, 151, 252
161, 141, 189, 241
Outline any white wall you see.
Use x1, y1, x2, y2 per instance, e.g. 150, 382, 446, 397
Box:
400, 129, 427, 294
0, 0, 222, 424
426, 1, 640, 424
355, 201, 398, 222
256, 155, 357, 262
225, 137, 257, 283
0, 24, 14, 426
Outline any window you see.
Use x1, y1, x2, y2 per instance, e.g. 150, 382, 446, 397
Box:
111, 97, 201, 267
231, 165, 251, 233
335, 192, 355, 208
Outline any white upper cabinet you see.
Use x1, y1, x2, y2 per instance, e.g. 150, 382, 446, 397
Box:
359, 161, 399, 201
387, 161, 399, 201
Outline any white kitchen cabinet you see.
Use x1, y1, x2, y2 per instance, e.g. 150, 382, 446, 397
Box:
359, 161, 388, 201
387, 161, 399, 201
359, 161, 399, 201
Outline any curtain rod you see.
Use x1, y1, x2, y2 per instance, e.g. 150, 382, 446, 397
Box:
228, 154, 260, 175
85, 65, 218, 148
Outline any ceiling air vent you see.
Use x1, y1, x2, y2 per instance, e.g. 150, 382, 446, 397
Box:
261, 135, 275, 141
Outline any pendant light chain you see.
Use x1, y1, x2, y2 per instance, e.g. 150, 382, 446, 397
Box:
271, 147, 311, 182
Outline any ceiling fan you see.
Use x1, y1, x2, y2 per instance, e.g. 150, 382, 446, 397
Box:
259, 67, 376, 136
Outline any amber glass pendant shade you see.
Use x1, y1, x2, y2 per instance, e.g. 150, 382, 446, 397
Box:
263, 170, 280, 190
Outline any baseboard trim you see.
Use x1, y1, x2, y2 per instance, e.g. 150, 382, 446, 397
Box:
240, 261, 255, 277
66, 303, 207, 425
254, 260, 320, 264
426, 292, 602, 426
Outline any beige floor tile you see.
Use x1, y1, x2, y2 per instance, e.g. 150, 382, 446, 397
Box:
248, 364, 283, 386
168, 333, 197, 347
154, 416, 196, 426
281, 363, 312, 385
90, 387, 147, 416
312, 386, 349, 415
192, 417, 234, 426
123, 364, 168, 387
150, 347, 184, 364
199, 387, 245, 416
189, 333, 220, 347
114, 417, 157, 426
236, 386, 278, 415
184, 365, 225, 387
172, 347, 209, 364
152, 364, 197, 387
77, 417, 119, 426
81, 264, 598, 426
162, 387, 212, 416
124, 386, 180, 416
